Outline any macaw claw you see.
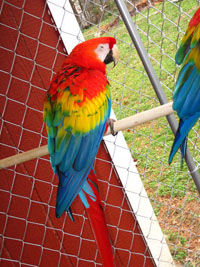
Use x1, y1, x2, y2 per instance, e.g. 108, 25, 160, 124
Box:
107, 118, 118, 136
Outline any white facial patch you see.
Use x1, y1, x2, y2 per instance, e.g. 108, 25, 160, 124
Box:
94, 43, 110, 62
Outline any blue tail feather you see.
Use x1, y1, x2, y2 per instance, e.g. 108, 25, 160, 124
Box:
169, 115, 199, 165
180, 137, 187, 167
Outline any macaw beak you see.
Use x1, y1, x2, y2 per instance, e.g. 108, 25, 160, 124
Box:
104, 44, 119, 67
112, 44, 119, 67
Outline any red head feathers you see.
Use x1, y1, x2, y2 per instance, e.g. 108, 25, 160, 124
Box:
189, 7, 200, 27
63, 37, 118, 73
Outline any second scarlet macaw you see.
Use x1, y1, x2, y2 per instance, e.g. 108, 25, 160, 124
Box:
169, 8, 200, 165
43, 37, 119, 266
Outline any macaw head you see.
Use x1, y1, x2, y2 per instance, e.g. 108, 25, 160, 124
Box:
189, 7, 200, 27
65, 37, 119, 73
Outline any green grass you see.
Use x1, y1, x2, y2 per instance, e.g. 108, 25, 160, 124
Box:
83, 0, 199, 199
166, 230, 189, 264
83, 2, 200, 264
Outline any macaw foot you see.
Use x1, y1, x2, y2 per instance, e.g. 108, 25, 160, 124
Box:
107, 118, 118, 136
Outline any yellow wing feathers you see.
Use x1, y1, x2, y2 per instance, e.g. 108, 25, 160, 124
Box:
43, 85, 110, 136
61, 88, 110, 134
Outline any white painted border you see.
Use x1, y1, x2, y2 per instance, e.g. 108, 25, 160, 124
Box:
105, 111, 175, 266
47, 0, 84, 53
47, 1, 175, 265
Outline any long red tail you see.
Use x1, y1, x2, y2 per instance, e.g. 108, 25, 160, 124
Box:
85, 169, 114, 267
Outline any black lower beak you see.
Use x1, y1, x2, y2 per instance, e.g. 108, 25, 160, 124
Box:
104, 50, 114, 65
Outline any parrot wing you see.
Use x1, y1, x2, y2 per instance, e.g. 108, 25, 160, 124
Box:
169, 8, 200, 164
44, 66, 111, 217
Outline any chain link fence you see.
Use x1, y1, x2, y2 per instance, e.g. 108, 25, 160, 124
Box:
0, 0, 200, 266
92, 1, 200, 265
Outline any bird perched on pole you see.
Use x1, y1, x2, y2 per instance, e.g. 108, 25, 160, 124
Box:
169, 8, 200, 165
43, 37, 119, 266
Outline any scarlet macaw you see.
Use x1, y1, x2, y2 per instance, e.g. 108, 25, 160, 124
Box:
169, 8, 200, 165
43, 37, 119, 266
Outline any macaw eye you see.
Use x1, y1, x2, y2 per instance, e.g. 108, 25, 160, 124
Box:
95, 43, 110, 62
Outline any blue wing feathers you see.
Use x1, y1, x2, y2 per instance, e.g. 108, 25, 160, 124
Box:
55, 112, 110, 218
58, 135, 82, 172
73, 132, 97, 171
173, 65, 196, 111
173, 64, 200, 119
191, 90, 200, 115
181, 76, 200, 116
52, 132, 71, 166
56, 162, 94, 217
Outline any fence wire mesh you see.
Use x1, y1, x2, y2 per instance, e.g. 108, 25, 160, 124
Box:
0, 0, 200, 266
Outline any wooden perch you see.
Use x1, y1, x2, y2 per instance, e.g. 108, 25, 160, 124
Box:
0, 102, 173, 169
